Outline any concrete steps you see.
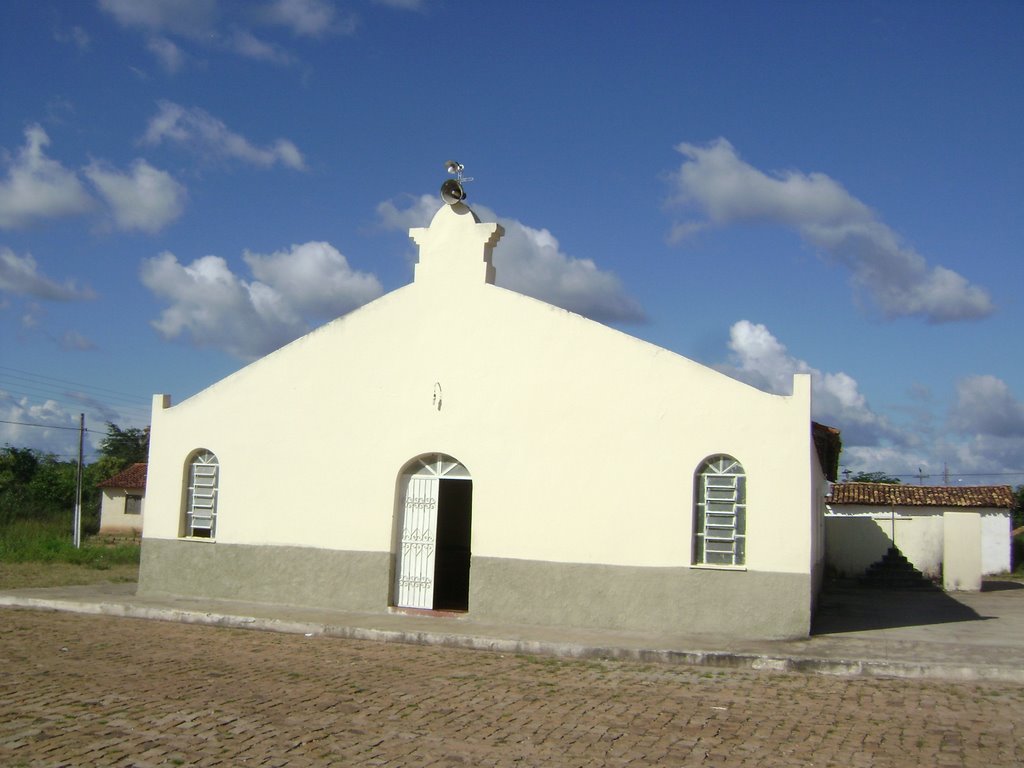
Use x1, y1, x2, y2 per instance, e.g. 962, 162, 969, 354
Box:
860, 546, 939, 590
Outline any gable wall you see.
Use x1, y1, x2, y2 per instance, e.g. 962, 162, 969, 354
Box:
140, 201, 823, 639
145, 278, 814, 574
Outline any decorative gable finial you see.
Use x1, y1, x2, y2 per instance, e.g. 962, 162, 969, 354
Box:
440, 160, 473, 205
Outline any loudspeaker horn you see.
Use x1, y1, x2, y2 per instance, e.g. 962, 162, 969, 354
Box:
440, 178, 466, 205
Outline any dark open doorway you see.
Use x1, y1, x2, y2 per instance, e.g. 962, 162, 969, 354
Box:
433, 479, 472, 611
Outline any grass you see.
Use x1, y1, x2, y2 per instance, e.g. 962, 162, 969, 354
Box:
0, 517, 140, 589
0, 518, 139, 565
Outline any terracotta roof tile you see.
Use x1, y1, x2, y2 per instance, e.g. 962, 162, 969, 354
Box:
812, 422, 842, 482
827, 482, 1014, 509
97, 462, 147, 490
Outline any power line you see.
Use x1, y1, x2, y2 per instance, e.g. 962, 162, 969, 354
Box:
0, 367, 152, 444
0, 418, 104, 434
0, 418, 103, 463
0, 365, 151, 404
840, 467, 1024, 486
894, 471, 1024, 479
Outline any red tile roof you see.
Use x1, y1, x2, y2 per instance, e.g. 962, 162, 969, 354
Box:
827, 482, 1014, 509
812, 422, 842, 482
97, 462, 147, 490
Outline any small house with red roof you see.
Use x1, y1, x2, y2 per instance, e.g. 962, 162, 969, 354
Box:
97, 462, 147, 535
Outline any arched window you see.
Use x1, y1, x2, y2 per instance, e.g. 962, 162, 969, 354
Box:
184, 450, 219, 538
694, 455, 745, 566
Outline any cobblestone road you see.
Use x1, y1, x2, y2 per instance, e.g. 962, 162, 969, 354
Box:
1, 608, 1022, 767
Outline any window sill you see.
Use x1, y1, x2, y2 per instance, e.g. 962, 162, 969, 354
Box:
689, 563, 747, 572
179, 536, 216, 543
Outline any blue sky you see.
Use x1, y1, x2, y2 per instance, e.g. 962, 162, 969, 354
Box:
1, 0, 1022, 485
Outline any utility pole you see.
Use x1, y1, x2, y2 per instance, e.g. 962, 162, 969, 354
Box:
73, 413, 84, 548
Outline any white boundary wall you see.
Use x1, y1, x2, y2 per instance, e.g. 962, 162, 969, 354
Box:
825, 506, 1010, 580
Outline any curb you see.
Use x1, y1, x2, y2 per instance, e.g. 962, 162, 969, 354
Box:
3, 595, 1022, 684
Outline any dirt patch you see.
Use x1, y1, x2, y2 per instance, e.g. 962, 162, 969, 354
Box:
0, 561, 138, 589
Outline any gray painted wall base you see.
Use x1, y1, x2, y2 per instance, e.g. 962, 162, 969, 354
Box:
139, 538, 389, 613
139, 539, 812, 638
471, 557, 811, 639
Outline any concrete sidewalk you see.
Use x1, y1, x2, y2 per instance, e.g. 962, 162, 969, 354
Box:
2, 579, 1023, 683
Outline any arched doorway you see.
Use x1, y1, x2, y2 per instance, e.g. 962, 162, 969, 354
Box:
393, 454, 472, 611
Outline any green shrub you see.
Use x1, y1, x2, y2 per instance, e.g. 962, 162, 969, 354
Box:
0, 518, 139, 568
1, 447, 101, 530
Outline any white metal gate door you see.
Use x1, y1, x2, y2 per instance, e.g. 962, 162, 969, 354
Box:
396, 475, 440, 609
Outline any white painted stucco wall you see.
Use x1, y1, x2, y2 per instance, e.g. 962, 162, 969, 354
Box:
144, 203, 817, 577
944, 511, 983, 591
825, 505, 1011, 578
982, 512, 1012, 574
810, 450, 830, 597
99, 488, 144, 535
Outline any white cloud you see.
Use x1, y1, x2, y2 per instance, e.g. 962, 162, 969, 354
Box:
375, 192, 438, 231
721, 320, 1024, 479
262, 0, 352, 37
100, 0, 352, 69
0, 390, 133, 458
0, 393, 82, 456
947, 436, 1024, 479
147, 36, 187, 73
0, 247, 95, 301
140, 242, 382, 359
20, 303, 42, 328
100, 0, 213, 71
487, 209, 646, 323
54, 25, 91, 50
950, 375, 1024, 439
0, 125, 94, 229
668, 138, 994, 324
141, 252, 305, 359
373, 0, 425, 9
141, 101, 306, 170
98, 0, 218, 39
837, 444, 934, 481
60, 330, 97, 351
0, 126, 186, 234
377, 194, 646, 323
228, 29, 293, 64
723, 319, 900, 447
84, 159, 187, 233
243, 242, 382, 319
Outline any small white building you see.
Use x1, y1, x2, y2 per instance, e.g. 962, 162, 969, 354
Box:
139, 199, 838, 639
825, 483, 1014, 587
97, 463, 147, 536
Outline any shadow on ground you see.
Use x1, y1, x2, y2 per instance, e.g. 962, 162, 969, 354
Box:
811, 580, 993, 635
981, 579, 1024, 592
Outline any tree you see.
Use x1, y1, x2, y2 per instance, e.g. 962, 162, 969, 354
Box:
0, 447, 41, 524
0, 447, 79, 525
849, 471, 901, 484
97, 423, 149, 475
0, 446, 40, 486
1013, 484, 1023, 531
